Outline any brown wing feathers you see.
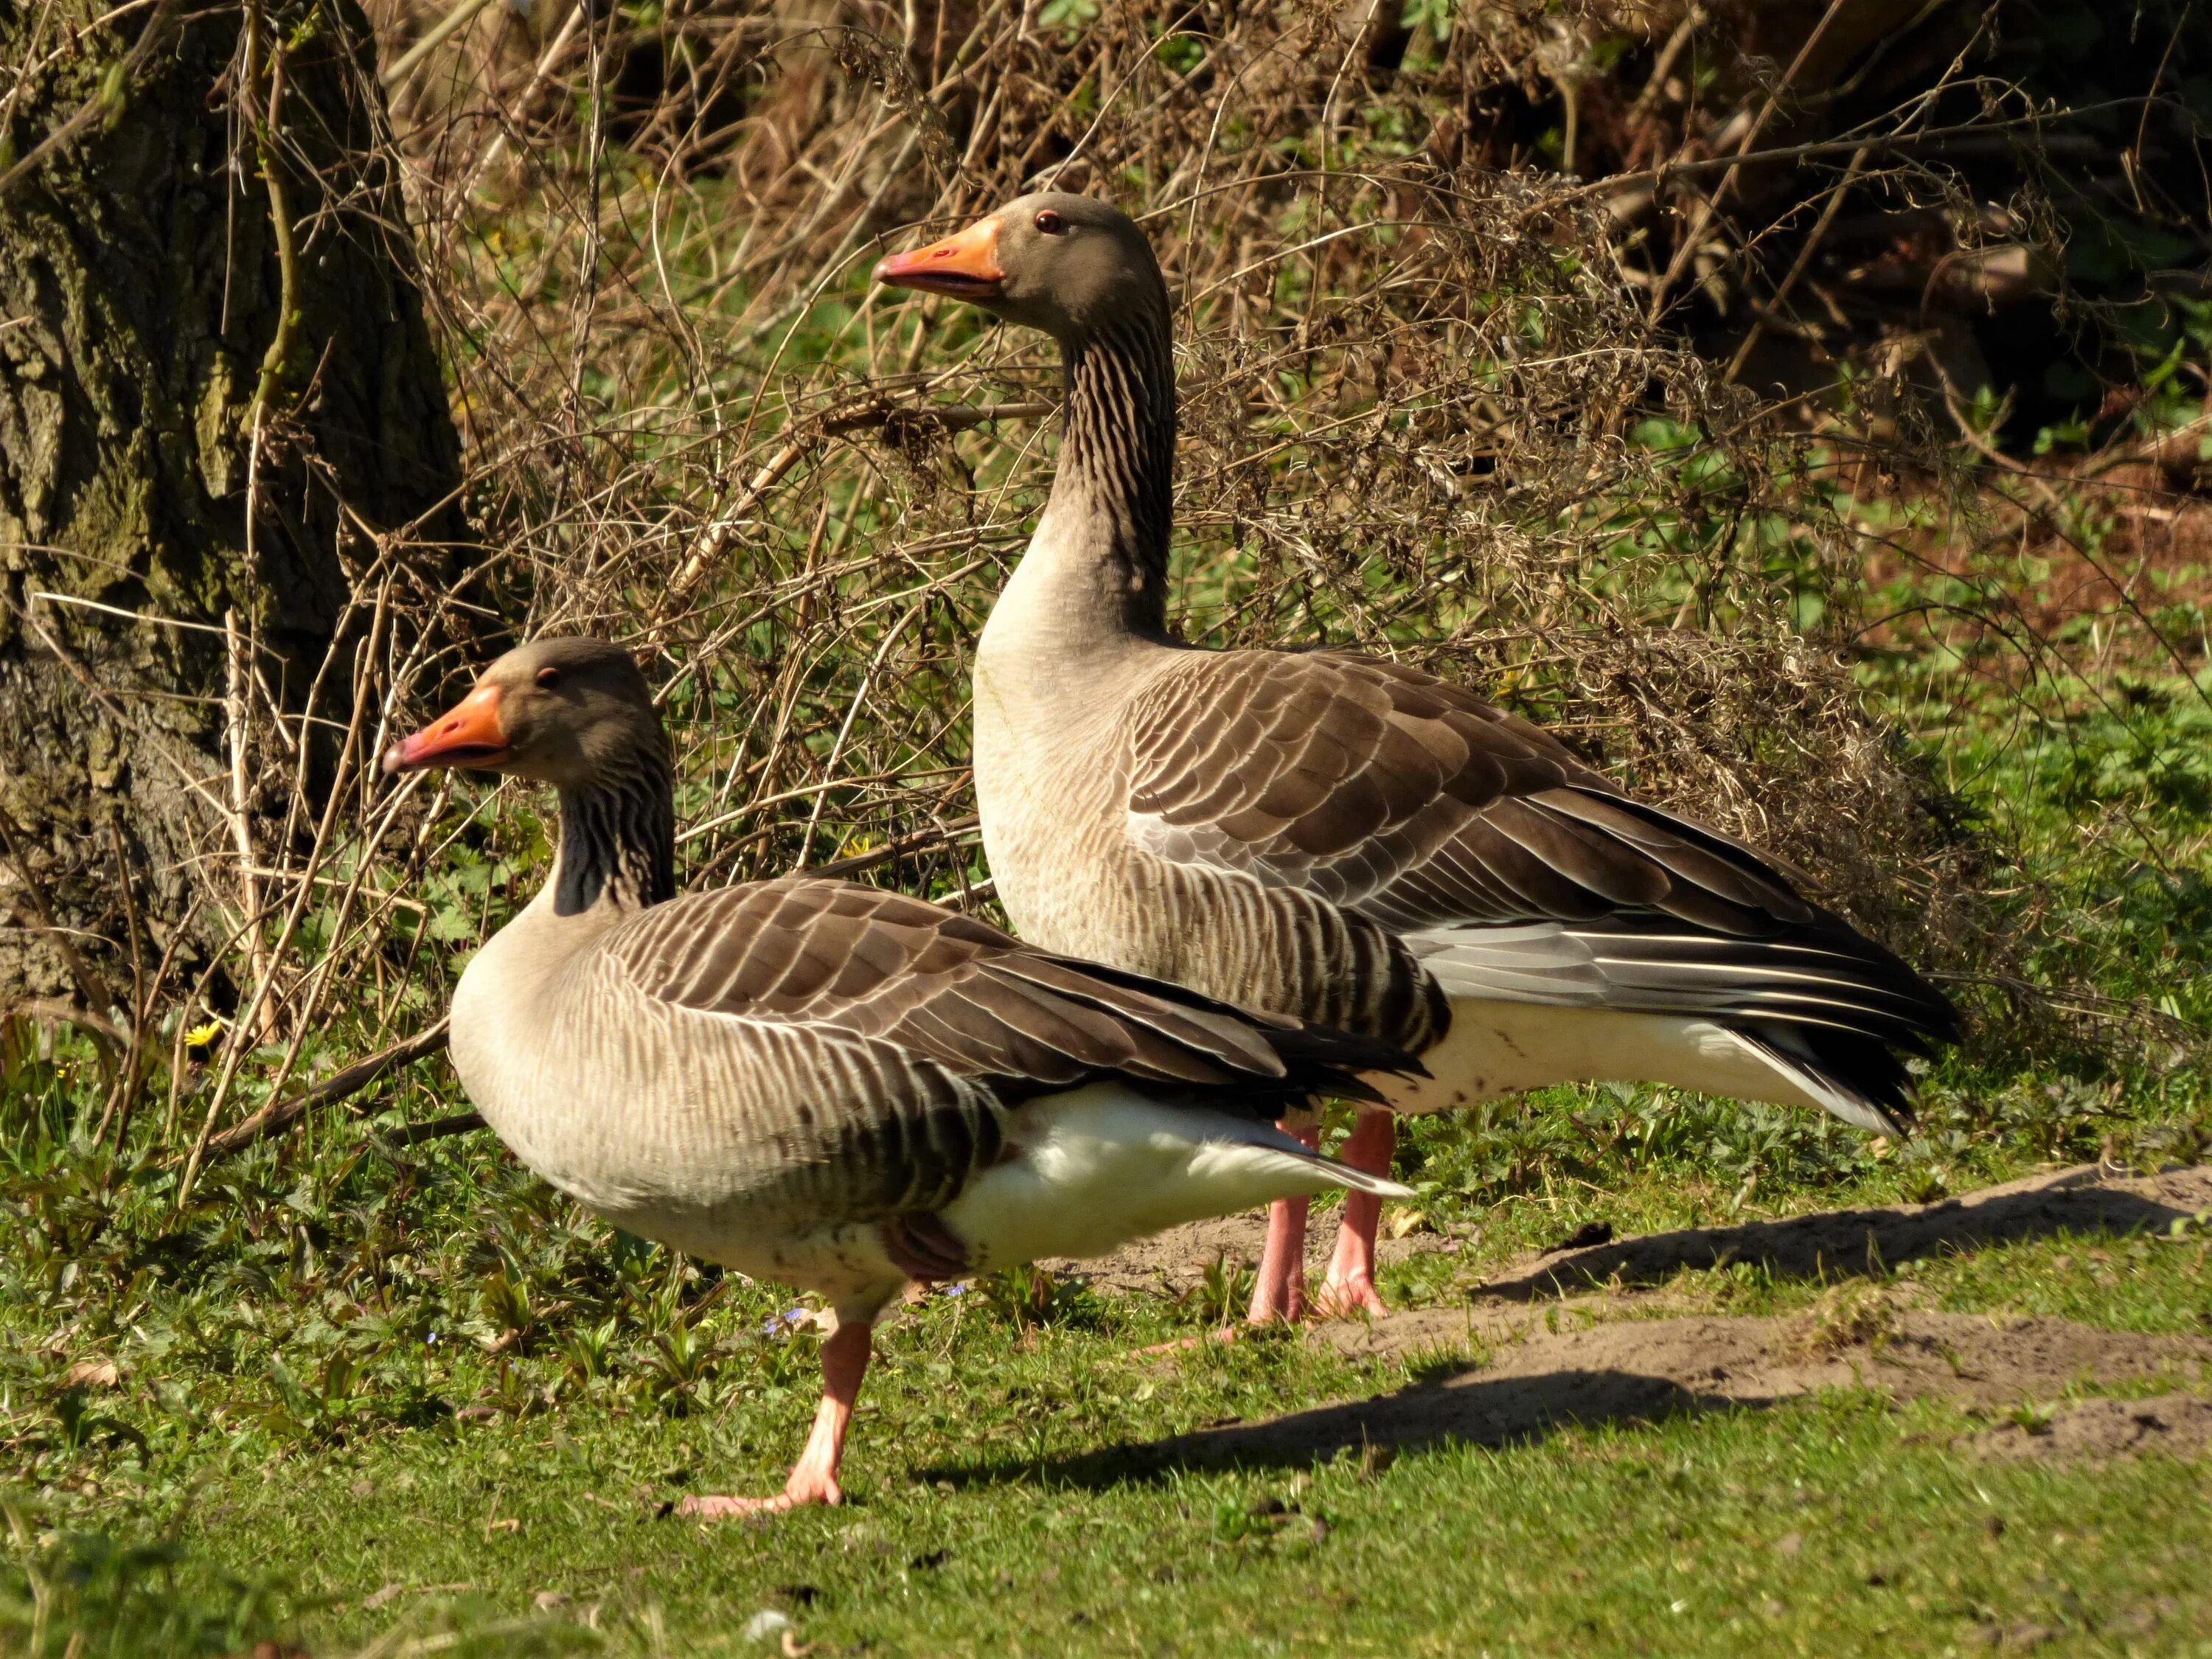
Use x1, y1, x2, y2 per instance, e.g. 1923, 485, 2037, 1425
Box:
613, 876, 1413, 1113
1124, 651, 1958, 1103
1131, 651, 1834, 936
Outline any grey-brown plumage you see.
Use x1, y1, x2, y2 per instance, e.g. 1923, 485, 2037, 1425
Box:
878, 193, 1958, 1152
585, 873, 1404, 1239
387, 636, 1423, 1508
386, 637, 1415, 1324
1119, 647, 1955, 1114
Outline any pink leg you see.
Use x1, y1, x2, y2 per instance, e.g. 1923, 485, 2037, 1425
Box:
678, 1320, 872, 1518
1248, 1121, 1320, 1324
1318, 1110, 1395, 1318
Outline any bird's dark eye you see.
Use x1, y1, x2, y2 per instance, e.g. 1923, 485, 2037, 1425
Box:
1034, 209, 1065, 235
536, 667, 563, 690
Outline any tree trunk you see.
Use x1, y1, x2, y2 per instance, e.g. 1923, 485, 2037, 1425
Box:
0, 0, 471, 1007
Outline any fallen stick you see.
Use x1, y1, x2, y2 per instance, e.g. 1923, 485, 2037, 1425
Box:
198, 1016, 451, 1163
377, 1109, 486, 1147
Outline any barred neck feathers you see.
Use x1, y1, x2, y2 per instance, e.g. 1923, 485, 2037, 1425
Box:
553, 742, 676, 916
1055, 299, 1178, 639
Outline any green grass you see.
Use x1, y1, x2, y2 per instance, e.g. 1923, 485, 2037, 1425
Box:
23, 1310, 2212, 1657
1, 1096, 2206, 1656
5, 628, 2207, 1652
167, 1395, 2212, 1657
7, 216, 2212, 1656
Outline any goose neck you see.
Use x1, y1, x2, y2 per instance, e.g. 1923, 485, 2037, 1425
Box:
1042, 305, 1178, 640
548, 750, 676, 918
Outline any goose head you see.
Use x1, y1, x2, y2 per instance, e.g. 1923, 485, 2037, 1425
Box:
874, 192, 1167, 345
383, 637, 665, 791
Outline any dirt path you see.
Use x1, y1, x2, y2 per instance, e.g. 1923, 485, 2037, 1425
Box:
1138, 1310, 2212, 1470
1051, 1161, 2212, 1298
1052, 1163, 2212, 1478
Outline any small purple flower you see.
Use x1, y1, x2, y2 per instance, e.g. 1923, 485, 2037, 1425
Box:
760, 1307, 814, 1338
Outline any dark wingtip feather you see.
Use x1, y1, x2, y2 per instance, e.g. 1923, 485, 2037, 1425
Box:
991, 947, 1424, 1117
1739, 1020, 1922, 1138
1256, 1022, 1425, 1097
1797, 904, 1963, 1050
1731, 905, 1955, 1136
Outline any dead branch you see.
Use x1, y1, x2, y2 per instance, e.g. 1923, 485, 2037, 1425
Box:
197, 1015, 453, 1164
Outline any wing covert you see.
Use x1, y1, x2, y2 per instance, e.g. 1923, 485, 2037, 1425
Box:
605, 875, 1406, 1105
1124, 650, 1814, 938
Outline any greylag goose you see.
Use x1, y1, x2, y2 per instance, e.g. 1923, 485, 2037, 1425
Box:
874, 195, 1959, 1322
383, 637, 1416, 1512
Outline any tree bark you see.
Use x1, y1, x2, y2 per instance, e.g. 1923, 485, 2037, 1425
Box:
0, 0, 471, 1006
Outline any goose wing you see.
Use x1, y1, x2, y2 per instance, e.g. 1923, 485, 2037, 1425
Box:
1123, 650, 1956, 1059
1125, 650, 1815, 933
597, 875, 1411, 1222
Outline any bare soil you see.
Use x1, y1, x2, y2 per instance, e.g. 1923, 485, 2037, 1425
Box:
1052, 1160, 2212, 1296
1974, 1395, 2212, 1462
1051, 1163, 2212, 1480
1040, 1209, 1467, 1297
1100, 1310, 2212, 1475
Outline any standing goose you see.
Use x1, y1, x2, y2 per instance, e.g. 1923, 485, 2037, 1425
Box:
874, 195, 1959, 1322
383, 637, 1416, 1512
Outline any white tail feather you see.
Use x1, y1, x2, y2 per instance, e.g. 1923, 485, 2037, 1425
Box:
1373, 997, 1901, 1134
944, 1083, 1411, 1270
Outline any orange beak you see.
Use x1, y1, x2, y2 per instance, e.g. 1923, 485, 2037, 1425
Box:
873, 216, 1004, 299
383, 681, 510, 776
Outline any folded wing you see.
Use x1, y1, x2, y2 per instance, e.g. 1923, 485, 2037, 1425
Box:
1124, 650, 1957, 1121
599, 875, 1416, 1226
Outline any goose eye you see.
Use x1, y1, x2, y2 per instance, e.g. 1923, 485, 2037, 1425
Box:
536, 667, 563, 690
1034, 209, 1065, 235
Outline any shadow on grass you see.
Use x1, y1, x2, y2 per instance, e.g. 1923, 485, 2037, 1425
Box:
1478, 1164, 2206, 1302
925, 1366, 1748, 1489
918, 1164, 2212, 1493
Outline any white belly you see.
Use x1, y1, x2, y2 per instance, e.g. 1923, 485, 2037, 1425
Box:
1373, 997, 1834, 1116
945, 1083, 1408, 1268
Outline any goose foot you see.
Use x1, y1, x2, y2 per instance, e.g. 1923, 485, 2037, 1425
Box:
677, 1489, 827, 1519
681, 1321, 872, 1520
1316, 1110, 1396, 1320
1248, 1121, 1321, 1324
1314, 1270, 1388, 1320
1133, 1326, 1241, 1356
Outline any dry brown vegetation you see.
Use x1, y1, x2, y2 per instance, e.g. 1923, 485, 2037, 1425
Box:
6, 0, 2209, 1156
